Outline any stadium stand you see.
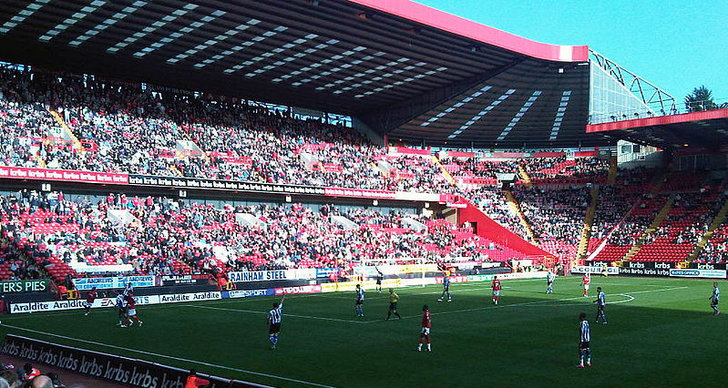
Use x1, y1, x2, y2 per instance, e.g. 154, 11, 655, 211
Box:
0, 66, 725, 283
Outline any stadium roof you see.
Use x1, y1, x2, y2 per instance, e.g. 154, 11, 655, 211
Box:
586, 109, 728, 151
0, 0, 612, 147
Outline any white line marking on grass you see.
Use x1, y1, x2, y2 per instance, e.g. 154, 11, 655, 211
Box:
396, 287, 687, 319
0, 304, 186, 321
624, 286, 688, 294
0, 323, 336, 388
543, 293, 635, 306
189, 305, 374, 324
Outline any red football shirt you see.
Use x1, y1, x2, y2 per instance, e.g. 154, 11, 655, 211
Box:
492, 280, 501, 291
421, 310, 431, 328
86, 290, 97, 303
125, 295, 136, 309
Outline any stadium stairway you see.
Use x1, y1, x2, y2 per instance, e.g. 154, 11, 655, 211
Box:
169, 164, 184, 177
607, 156, 618, 185
49, 109, 84, 153
621, 196, 675, 262
576, 185, 600, 259
432, 155, 457, 185
587, 171, 668, 260
517, 165, 532, 187
504, 190, 537, 243
686, 196, 728, 262
32, 152, 47, 168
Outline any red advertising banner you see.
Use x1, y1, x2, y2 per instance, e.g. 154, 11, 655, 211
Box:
0, 166, 128, 184
274, 284, 322, 295
443, 151, 475, 158
390, 146, 431, 156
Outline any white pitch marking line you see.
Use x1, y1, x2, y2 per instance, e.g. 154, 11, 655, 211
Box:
189, 305, 373, 324
543, 293, 635, 307
0, 323, 335, 388
623, 286, 688, 294
396, 286, 687, 319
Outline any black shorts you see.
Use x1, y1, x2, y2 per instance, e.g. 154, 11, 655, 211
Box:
376, 279, 382, 285
389, 302, 397, 311
579, 341, 590, 350
547, 281, 553, 286
269, 323, 281, 335
356, 299, 364, 305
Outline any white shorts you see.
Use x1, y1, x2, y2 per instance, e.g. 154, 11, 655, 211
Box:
421, 327, 430, 335
584, 284, 590, 291
127, 308, 136, 316
493, 290, 500, 296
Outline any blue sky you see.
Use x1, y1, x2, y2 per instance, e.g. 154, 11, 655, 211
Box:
415, 0, 727, 106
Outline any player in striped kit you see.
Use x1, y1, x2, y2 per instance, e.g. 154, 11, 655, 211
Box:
437, 273, 452, 302
593, 287, 607, 324
577, 312, 591, 368
268, 295, 286, 350
417, 305, 432, 352
709, 282, 720, 316
546, 271, 555, 294
355, 284, 365, 317
115, 291, 127, 327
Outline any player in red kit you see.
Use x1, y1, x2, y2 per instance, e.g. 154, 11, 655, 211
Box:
491, 276, 502, 305
417, 305, 432, 351
83, 287, 97, 316
582, 274, 591, 297
122, 293, 143, 327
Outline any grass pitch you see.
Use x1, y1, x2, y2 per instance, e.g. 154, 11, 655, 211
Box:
1, 276, 726, 388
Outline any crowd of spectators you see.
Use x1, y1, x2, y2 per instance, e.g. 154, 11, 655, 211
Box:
523, 156, 609, 184
0, 67, 457, 193
697, 223, 728, 263
514, 186, 589, 245
514, 186, 589, 258
0, 190, 518, 282
0, 361, 64, 388
467, 186, 527, 238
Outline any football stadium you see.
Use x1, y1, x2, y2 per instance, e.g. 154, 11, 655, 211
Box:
0, 1, 725, 387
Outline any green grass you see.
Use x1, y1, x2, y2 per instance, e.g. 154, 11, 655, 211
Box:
1, 277, 726, 387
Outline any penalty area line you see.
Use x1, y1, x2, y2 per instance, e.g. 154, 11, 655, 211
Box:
189, 304, 376, 324
0, 323, 336, 388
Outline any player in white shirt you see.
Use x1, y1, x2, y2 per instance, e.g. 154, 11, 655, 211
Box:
115, 291, 127, 326
355, 284, 365, 317
268, 295, 286, 349
577, 312, 591, 368
593, 287, 608, 324
546, 271, 555, 294
709, 282, 720, 316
